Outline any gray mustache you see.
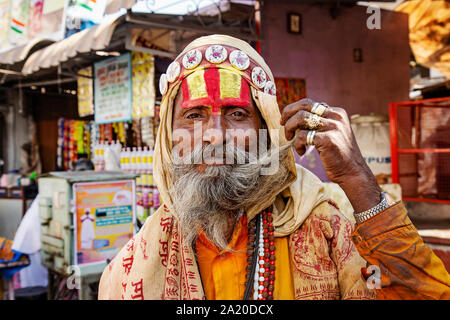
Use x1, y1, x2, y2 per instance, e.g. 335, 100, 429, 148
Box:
174, 141, 292, 169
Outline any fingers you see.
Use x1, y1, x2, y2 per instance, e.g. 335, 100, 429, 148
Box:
292, 131, 307, 156
280, 98, 314, 125
280, 99, 344, 125
283, 110, 338, 140
291, 129, 327, 156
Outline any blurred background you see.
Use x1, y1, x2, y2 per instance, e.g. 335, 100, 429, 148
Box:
0, 0, 448, 300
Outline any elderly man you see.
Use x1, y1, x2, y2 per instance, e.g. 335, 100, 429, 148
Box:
99, 35, 450, 300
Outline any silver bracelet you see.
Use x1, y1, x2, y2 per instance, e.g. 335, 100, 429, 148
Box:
353, 192, 391, 225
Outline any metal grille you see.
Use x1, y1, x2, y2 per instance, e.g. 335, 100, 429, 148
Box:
390, 97, 450, 203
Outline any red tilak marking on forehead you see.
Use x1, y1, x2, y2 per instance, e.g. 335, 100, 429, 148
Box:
204, 68, 220, 112
181, 68, 250, 113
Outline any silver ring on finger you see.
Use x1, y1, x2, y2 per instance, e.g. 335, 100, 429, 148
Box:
306, 130, 316, 146
311, 102, 330, 117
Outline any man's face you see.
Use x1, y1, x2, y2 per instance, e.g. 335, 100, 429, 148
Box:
171, 75, 263, 168
168, 67, 291, 250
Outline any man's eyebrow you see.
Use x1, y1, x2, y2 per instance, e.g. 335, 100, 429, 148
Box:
221, 105, 251, 112
221, 105, 250, 109
180, 105, 209, 114
182, 105, 210, 111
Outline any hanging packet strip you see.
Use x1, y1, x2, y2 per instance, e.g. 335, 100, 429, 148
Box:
77, 67, 95, 117
131, 52, 155, 119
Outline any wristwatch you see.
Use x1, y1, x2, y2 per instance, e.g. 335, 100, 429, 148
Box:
353, 192, 392, 225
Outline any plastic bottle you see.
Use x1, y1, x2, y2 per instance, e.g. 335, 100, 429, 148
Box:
136, 147, 143, 173
120, 148, 125, 171
136, 176, 144, 222
141, 172, 149, 221
115, 140, 122, 156
142, 146, 149, 175
96, 141, 104, 171
130, 147, 137, 173
94, 142, 100, 171
104, 141, 109, 171
153, 187, 160, 208
124, 147, 131, 172
148, 148, 154, 173
102, 141, 108, 171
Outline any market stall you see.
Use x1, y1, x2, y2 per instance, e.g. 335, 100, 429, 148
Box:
0, 4, 259, 299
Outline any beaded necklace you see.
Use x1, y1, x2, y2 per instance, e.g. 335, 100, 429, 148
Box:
244, 209, 275, 300
192, 208, 275, 300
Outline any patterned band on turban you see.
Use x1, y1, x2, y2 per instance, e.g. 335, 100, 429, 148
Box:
159, 44, 276, 99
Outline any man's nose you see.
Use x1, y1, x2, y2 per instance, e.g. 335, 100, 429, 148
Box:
203, 113, 225, 146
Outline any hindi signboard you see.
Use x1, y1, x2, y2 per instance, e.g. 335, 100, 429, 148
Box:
94, 53, 133, 124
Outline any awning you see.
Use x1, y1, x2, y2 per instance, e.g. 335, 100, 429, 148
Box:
396, 0, 450, 77
18, 8, 258, 77
21, 15, 124, 76
0, 38, 54, 67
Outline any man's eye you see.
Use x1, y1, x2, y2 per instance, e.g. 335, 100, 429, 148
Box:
186, 113, 200, 119
231, 111, 245, 118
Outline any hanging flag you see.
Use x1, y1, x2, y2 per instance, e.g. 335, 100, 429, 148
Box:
76, 0, 95, 11
0, 0, 11, 51
8, 0, 29, 44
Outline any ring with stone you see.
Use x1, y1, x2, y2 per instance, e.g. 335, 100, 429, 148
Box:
306, 130, 316, 146
311, 102, 329, 117
305, 113, 323, 130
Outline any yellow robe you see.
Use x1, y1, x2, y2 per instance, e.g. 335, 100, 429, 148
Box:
195, 214, 295, 300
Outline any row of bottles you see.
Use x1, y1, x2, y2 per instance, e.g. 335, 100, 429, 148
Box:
120, 146, 159, 224
135, 174, 160, 224
119, 147, 154, 173
93, 141, 122, 171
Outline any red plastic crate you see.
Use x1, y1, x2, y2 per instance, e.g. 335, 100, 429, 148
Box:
390, 97, 450, 204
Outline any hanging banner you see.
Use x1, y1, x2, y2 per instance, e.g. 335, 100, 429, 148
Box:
28, 0, 43, 39
65, 0, 108, 36
274, 78, 306, 109
0, 0, 10, 51
69, 0, 107, 22
94, 52, 133, 124
0, 0, 66, 53
131, 51, 155, 119
77, 66, 94, 117
39, 0, 66, 38
43, 0, 65, 14
73, 180, 135, 266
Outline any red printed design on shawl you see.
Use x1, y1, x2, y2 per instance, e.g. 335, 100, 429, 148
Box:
122, 255, 134, 275
131, 279, 144, 300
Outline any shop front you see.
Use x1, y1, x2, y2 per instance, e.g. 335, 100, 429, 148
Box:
0, 5, 259, 300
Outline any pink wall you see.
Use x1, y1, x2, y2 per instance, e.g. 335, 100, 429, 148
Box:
261, 2, 410, 116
